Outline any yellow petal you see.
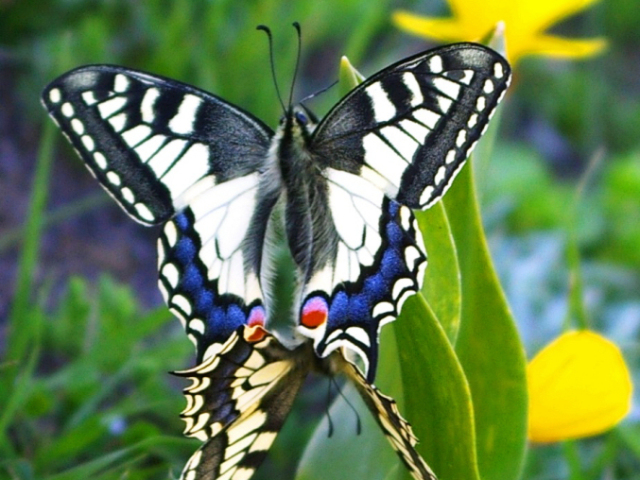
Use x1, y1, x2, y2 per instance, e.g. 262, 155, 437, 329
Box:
517, 34, 607, 60
393, 0, 605, 66
392, 11, 478, 43
528, 330, 632, 443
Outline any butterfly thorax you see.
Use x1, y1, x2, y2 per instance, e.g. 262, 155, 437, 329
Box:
273, 105, 337, 278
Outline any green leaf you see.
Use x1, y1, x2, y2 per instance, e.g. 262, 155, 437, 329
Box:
444, 162, 528, 480
415, 202, 461, 343
395, 295, 480, 480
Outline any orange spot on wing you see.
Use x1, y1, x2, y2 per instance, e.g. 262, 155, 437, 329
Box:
244, 325, 267, 343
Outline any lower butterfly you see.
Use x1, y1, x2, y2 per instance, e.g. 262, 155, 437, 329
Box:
42, 30, 510, 480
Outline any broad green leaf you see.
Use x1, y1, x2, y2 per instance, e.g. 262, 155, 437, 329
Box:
444, 162, 528, 480
416, 202, 461, 343
395, 295, 480, 480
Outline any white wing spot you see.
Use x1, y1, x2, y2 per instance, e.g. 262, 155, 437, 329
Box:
437, 96, 453, 112
402, 72, 423, 107
49, 88, 61, 103
433, 77, 461, 99
121, 186, 135, 203
483, 79, 495, 94
445, 149, 456, 164
413, 109, 440, 129
172, 294, 192, 316
476, 96, 486, 111
456, 130, 467, 147
404, 245, 422, 270
428, 55, 444, 73
164, 222, 178, 247
141, 88, 160, 123
114, 74, 130, 93
61, 102, 74, 117
392, 277, 414, 300
372, 301, 394, 317
399, 206, 412, 230
98, 96, 126, 118
106, 171, 122, 187
467, 113, 478, 128
345, 327, 371, 347
122, 124, 152, 147
169, 94, 203, 135
189, 319, 205, 334
365, 82, 396, 122
81, 91, 97, 105
419, 186, 434, 206
434, 166, 447, 185
81, 135, 95, 151
135, 203, 155, 222
162, 262, 180, 288
108, 112, 127, 132
459, 70, 474, 85
93, 152, 108, 169
494, 62, 505, 79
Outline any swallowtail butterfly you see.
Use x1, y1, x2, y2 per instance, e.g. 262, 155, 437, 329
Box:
43, 40, 510, 480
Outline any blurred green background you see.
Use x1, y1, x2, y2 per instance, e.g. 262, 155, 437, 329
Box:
1, 0, 639, 479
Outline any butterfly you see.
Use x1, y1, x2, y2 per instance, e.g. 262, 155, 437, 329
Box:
42, 40, 510, 480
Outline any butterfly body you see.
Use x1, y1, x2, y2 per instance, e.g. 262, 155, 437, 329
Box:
42, 42, 510, 480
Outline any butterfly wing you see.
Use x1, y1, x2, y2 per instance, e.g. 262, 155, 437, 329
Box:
42, 66, 279, 358
313, 43, 510, 208
175, 325, 309, 480
42, 65, 273, 225
298, 43, 510, 380
340, 355, 437, 480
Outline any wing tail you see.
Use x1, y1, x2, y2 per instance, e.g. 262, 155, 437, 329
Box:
176, 325, 308, 480
341, 356, 438, 480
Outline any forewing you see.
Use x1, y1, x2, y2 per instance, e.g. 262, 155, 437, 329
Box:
312, 43, 510, 209
42, 65, 273, 225
341, 355, 437, 480
176, 325, 308, 480
297, 176, 426, 382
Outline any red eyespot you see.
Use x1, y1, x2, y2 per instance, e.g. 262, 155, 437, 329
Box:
301, 297, 328, 328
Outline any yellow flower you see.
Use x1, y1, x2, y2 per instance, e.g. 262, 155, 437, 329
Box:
393, 0, 606, 65
527, 330, 633, 443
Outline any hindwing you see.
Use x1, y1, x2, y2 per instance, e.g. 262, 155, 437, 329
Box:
177, 325, 436, 480
175, 325, 308, 480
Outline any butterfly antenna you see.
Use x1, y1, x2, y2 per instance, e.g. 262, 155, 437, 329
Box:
289, 21, 302, 108
334, 378, 362, 435
299, 79, 338, 104
326, 379, 335, 438
257, 24, 286, 114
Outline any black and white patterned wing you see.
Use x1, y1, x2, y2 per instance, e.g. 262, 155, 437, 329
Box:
42, 65, 273, 225
297, 43, 510, 381
340, 356, 437, 480
175, 325, 308, 480
42, 66, 278, 358
313, 43, 510, 208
